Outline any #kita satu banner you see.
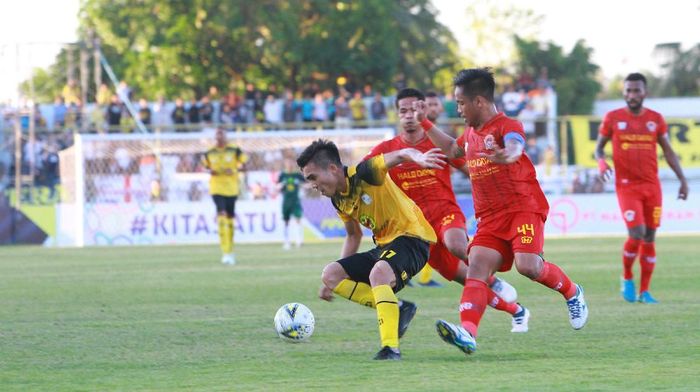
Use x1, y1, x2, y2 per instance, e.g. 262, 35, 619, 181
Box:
76, 200, 285, 246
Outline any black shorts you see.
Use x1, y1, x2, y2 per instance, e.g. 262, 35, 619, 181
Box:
212, 195, 237, 217
337, 236, 429, 292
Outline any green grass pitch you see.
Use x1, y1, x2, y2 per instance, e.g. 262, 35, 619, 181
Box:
1, 236, 699, 391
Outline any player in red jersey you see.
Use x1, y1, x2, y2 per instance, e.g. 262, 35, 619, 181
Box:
411, 91, 448, 288
595, 72, 688, 304
365, 88, 529, 333
418, 68, 588, 355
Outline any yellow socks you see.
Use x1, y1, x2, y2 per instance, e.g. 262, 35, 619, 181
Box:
333, 279, 375, 308
372, 284, 399, 349
218, 216, 233, 254
418, 264, 433, 284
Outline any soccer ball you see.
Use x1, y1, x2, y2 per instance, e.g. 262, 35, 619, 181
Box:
274, 302, 315, 342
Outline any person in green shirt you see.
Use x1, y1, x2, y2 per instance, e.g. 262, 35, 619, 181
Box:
278, 159, 306, 249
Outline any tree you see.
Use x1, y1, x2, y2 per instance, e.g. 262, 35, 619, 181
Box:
458, 0, 543, 70
514, 36, 601, 115
653, 43, 700, 96
68, 0, 458, 99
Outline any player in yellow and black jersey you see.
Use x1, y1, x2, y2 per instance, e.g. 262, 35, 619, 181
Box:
202, 127, 248, 265
297, 139, 445, 360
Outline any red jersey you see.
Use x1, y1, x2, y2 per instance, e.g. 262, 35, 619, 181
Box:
456, 113, 549, 219
365, 134, 466, 223
599, 107, 666, 187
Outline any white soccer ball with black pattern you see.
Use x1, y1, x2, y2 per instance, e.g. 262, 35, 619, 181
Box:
274, 303, 315, 342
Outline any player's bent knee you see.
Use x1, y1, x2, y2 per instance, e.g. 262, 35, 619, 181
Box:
514, 257, 541, 279
321, 262, 347, 289
368, 260, 396, 287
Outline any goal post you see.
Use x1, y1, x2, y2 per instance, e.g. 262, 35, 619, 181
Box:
56, 128, 393, 247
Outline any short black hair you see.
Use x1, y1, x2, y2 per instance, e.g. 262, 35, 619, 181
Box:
395, 87, 425, 108
625, 72, 647, 86
425, 91, 439, 98
297, 139, 342, 169
453, 68, 496, 102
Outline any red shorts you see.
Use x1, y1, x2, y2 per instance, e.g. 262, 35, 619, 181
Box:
426, 210, 467, 281
468, 211, 545, 272
616, 183, 662, 229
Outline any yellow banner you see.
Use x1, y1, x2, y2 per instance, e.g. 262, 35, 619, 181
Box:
569, 115, 700, 168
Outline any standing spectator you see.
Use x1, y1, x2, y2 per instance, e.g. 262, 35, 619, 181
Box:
138, 98, 152, 126
281, 90, 298, 123
42, 144, 59, 200
501, 85, 525, 117
96, 83, 111, 106
370, 92, 387, 121
200, 96, 214, 123
264, 94, 283, 125
66, 99, 83, 131
52, 97, 67, 130
219, 104, 235, 125
525, 135, 541, 165
443, 92, 459, 119
312, 93, 328, 123
152, 96, 171, 132
518, 103, 538, 136
171, 98, 187, 131
253, 90, 265, 123
300, 95, 314, 123
244, 83, 257, 123
349, 91, 366, 125
188, 98, 201, 125
334, 95, 351, 129
116, 81, 131, 103
106, 95, 123, 132
61, 79, 80, 105
323, 89, 336, 122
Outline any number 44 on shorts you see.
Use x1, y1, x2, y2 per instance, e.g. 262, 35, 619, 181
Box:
517, 223, 534, 244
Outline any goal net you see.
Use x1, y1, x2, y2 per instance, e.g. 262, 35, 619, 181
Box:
57, 128, 393, 246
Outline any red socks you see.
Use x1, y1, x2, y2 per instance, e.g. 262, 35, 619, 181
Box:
639, 242, 656, 292
534, 261, 576, 299
459, 278, 489, 337
623, 237, 642, 279
487, 289, 519, 315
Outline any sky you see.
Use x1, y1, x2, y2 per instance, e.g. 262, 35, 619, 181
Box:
1, 0, 699, 102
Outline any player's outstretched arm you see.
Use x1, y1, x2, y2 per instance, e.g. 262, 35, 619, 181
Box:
412, 100, 465, 159
658, 134, 689, 200
479, 133, 524, 164
383, 148, 447, 169
594, 135, 613, 182
340, 219, 363, 259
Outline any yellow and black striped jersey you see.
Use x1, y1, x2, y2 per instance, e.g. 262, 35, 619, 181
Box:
332, 154, 436, 246
202, 144, 248, 196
